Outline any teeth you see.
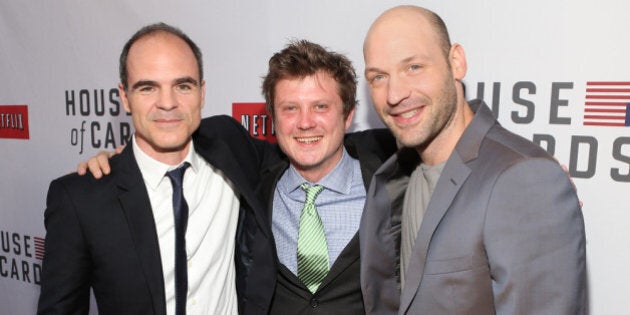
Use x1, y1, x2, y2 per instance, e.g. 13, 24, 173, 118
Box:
400, 109, 419, 119
297, 136, 322, 144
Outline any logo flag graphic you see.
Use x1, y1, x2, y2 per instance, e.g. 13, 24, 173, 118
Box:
34, 236, 45, 260
584, 82, 630, 127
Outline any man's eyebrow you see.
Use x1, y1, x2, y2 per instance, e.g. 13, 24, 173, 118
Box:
174, 76, 199, 86
365, 55, 419, 75
131, 80, 158, 90
364, 66, 383, 75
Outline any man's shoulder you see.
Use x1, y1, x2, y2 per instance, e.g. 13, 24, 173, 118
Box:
344, 128, 397, 161
482, 124, 553, 163
467, 100, 553, 164
198, 115, 244, 133
200, 114, 234, 123
50, 152, 132, 194
195, 115, 255, 146
460, 124, 563, 185
346, 128, 394, 142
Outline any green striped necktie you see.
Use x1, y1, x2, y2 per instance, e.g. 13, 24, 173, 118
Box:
297, 183, 328, 293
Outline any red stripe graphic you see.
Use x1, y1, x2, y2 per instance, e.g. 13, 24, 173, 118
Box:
584, 121, 627, 127
586, 88, 630, 93
584, 82, 630, 127
584, 115, 626, 120
34, 236, 45, 260
587, 81, 630, 85
585, 102, 628, 106
585, 108, 626, 113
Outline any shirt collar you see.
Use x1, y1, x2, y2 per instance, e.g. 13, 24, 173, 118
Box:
132, 134, 199, 190
282, 148, 355, 195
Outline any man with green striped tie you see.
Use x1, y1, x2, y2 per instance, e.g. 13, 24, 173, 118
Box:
257, 40, 395, 314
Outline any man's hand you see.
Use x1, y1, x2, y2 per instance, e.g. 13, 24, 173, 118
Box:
77, 145, 125, 178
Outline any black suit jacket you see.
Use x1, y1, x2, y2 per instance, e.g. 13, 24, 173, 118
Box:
38, 116, 277, 315
259, 129, 397, 314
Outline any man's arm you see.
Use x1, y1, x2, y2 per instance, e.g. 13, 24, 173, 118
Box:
37, 179, 91, 314
484, 158, 587, 314
195, 115, 281, 171
78, 115, 281, 178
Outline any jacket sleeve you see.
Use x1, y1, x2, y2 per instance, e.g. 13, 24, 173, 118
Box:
197, 115, 282, 172
37, 179, 91, 314
484, 158, 587, 314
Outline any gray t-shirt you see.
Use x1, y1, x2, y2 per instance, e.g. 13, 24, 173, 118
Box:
400, 161, 445, 288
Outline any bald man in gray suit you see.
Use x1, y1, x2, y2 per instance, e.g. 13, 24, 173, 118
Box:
359, 5, 586, 315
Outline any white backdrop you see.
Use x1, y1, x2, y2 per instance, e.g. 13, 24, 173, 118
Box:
1, 1, 627, 314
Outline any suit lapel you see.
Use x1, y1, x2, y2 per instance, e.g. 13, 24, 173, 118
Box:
116, 147, 166, 315
399, 153, 470, 313
277, 234, 360, 294
399, 100, 496, 313
318, 232, 360, 291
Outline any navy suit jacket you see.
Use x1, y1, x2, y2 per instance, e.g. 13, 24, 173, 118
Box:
38, 116, 278, 315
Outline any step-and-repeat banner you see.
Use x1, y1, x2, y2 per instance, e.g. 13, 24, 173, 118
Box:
1, 1, 627, 313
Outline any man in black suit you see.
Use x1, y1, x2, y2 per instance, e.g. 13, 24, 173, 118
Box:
38, 23, 276, 314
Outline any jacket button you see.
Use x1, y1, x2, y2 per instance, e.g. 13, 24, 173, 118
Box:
310, 298, 319, 308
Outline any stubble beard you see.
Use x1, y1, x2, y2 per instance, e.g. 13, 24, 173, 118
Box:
391, 78, 459, 151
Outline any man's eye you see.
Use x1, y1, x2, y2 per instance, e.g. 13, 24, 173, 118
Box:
138, 86, 155, 94
408, 64, 422, 71
279, 105, 298, 113
370, 74, 384, 83
315, 104, 327, 110
176, 84, 193, 93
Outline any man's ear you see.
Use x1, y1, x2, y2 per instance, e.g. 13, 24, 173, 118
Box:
449, 43, 467, 81
118, 83, 131, 113
200, 79, 206, 109
344, 106, 356, 131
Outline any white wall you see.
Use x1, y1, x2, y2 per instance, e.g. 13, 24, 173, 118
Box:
1, 1, 626, 313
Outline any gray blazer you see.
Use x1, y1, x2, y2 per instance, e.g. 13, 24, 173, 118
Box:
360, 100, 587, 315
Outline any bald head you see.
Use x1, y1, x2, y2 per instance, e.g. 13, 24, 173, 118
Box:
362, 5, 470, 158
364, 5, 451, 60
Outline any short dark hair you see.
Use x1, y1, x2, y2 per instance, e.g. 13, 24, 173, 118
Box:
119, 22, 203, 90
262, 40, 357, 118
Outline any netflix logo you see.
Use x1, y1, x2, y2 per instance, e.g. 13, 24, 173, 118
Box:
0, 105, 29, 140
232, 102, 276, 143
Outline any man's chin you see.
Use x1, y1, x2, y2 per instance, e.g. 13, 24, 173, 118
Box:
292, 160, 320, 170
153, 142, 190, 153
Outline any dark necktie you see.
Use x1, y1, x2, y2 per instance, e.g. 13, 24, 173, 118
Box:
166, 162, 190, 315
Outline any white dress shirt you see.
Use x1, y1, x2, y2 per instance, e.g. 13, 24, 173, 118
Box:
133, 136, 239, 314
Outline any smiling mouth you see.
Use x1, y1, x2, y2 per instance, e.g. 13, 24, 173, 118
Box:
398, 109, 420, 119
296, 136, 322, 144
155, 116, 183, 122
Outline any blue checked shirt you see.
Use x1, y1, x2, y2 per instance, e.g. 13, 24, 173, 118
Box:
272, 149, 366, 276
